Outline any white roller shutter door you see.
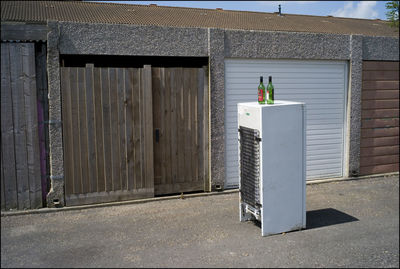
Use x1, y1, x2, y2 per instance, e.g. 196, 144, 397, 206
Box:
225, 59, 348, 187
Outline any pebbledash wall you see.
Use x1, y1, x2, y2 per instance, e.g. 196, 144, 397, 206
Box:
46, 21, 399, 207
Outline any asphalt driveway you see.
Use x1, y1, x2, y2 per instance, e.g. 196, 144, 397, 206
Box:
1, 175, 399, 268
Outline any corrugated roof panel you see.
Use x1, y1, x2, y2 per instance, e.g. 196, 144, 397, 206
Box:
1, 1, 398, 37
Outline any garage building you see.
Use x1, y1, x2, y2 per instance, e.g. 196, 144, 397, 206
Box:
1, 1, 398, 209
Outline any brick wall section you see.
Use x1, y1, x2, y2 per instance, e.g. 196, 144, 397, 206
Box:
360, 61, 399, 175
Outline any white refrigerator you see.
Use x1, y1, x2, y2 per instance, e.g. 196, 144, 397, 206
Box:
238, 101, 306, 236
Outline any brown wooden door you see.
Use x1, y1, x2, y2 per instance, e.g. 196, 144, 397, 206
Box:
60, 65, 154, 206
1, 43, 42, 210
60, 64, 209, 205
152, 67, 209, 195
360, 61, 399, 175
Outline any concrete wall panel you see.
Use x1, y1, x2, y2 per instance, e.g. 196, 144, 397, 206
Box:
58, 22, 208, 57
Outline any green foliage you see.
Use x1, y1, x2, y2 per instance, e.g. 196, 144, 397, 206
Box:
385, 1, 399, 27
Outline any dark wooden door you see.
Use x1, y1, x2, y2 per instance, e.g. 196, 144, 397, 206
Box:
360, 61, 399, 175
60, 65, 209, 205
60, 65, 154, 206
1, 43, 42, 210
152, 67, 209, 195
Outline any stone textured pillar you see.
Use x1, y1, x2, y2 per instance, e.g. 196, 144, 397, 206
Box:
348, 35, 363, 177
46, 21, 65, 207
208, 28, 226, 190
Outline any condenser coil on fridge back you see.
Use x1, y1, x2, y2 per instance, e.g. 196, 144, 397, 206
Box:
238, 101, 306, 236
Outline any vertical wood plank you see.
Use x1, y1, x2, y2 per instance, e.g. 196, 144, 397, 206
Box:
191, 68, 198, 184
176, 68, 185, 183
101, 68, 112, 192
93, 67, 104, 192
159, 68, 166, 186
117, 68, 126, 189
109, 68, 121, 191
85, 64, 98, 193
77, 68, 89, 194
152, 67, 161, 186
0, 47, 7, 208
61, 67, 74, 196
203, 66, 210, 191
22, 43, 42, 208
140, 68, 146, 189
1, 147, 5, 210
164, 68, 172, 186
10, 43, 30, 209
124, 68, 134, 191
142, 65, 154, 191
1, 43, 18, 209
183, 68, 191, 184
197, 68, 204, 188
170, 68, 178, 185
139, 67, 145, 190
70, 68, 82, 194
132, 68, 141, 190
117, 68, 126, 191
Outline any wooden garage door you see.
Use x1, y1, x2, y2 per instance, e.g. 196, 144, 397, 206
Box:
360, 61, 399, 175
1, 43, 43, 210
61, 65, 154, 206
61, 65, 209, 206
152, 67, 209, 195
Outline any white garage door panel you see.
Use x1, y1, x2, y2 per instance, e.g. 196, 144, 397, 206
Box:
225, 59, 347, 187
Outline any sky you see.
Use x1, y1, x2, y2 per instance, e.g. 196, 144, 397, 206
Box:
95, 1, 391, 20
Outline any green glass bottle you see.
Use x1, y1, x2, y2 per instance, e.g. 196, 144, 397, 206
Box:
267, 76, 274, 104
258, 76, 265, 104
